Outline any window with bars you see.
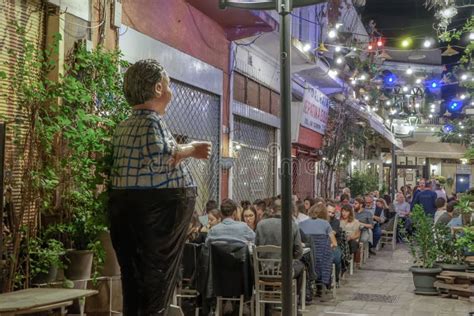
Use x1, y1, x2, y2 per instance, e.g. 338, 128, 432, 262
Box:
164, 80, 221, 213
232, 116, 276, 203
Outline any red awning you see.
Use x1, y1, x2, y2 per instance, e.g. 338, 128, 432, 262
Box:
186, 0, 278, 40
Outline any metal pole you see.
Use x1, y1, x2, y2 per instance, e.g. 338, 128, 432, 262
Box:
279, 0, 293, 314
391, 143, 397, 202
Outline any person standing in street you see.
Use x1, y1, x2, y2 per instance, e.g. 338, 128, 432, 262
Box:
109, 59, 211, 315
412, 180, 438, 217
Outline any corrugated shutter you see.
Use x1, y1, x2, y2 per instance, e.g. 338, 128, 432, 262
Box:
0, 0, 45, 228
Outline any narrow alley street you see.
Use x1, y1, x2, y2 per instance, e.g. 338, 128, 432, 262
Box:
308, 246, 473, 316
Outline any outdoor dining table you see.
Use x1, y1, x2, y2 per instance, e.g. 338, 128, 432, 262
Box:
0, 288, 98, 316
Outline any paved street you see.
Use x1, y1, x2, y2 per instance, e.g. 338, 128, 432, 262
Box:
306, 245, 474, 316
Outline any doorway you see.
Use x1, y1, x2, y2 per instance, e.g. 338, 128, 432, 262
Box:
455, 174, 470, 193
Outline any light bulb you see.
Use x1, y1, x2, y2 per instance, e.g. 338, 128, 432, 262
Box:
364, 96, 369, 101
430, 127, 434, 131
303, 43, 311, 52
336, 57, 343, 64
470, 33, 474, 40
335, 23, 343, 30
430, 108, 435, 113
403, 86, 409, 92
415, 103, 420, 108
429, 114, 433, 118
328, 29, 337, 39
402, 39, 410, 47
458, 134, 462, 137
423, 39, 432, 48
360, 74, 366, 80
406, 68, 413, 75
335, 46, 341, 52
461, 74, 468, 81
416, 78, 422, 84
386, 101, 391, 106
460, 94, 466, 100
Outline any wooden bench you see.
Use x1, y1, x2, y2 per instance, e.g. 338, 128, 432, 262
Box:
0, 288, 97, 316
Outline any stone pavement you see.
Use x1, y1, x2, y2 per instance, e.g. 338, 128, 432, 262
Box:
305, 245, 474, 316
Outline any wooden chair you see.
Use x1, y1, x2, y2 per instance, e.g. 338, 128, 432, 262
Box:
378, 214, 399, 251
252, 245, 298, 316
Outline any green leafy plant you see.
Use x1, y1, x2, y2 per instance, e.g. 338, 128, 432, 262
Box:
346, 170, 379, 197
433, 223, 465, 265
3, 27, 130, 289
455, 227, 474, 253
407, 204, 439, 268
28, 237, 65, 281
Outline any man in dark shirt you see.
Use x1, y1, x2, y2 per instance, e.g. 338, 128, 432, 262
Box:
412, 181, 437, 217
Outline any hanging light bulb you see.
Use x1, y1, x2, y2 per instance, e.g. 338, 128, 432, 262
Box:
460, 74, 468, 81
335, 46, 341, 52
429, 114, 433, 118
469, 33, 474, 40
386, 100, 391, 106
336, 57, 343, 64
402, 86, 409, 92
368, 43, 374, 51
328, 29, 337, 39
335, 23, 343, 30
430, 108, 435, 113
377, 38, 383, 47
460, 94, 466, 100
360, 74, 367, 80
415, 103, 420, 108
423, 39, 433, 48
416, 78, 422, 84
303, 43, 311, 52
406, 67, 413, 75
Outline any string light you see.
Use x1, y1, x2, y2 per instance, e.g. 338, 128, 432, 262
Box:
402, 86, 409, 92
423, 39, 433, 48
335, 46, 341, 52
415, 103, 420, 108
460, 94, 466, 100
303, 43, 311, 52
386, 100, 391, 106
416, 78, 422, 84
406, 67, 413, 75
336, 57, 343, 64
461, 74, 468, 81
360, 74, 367, 80
470, 33, 474, 40
328, 29, 337, 39
364, 96, 369, 101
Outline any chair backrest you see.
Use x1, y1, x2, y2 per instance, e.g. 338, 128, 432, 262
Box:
252, 245, 284, 284
309, 234, 333, 285
392, 213, 399, 233
182, 243, 201, 282
209, 240, 253, 298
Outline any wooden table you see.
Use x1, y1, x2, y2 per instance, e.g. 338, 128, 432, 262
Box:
0, 288, 98, 316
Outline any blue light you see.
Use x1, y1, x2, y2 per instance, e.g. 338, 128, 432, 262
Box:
431, 82, 438, 88
383, 73, 397, 86
443, 124, 454, 133
447, 99, 463, 112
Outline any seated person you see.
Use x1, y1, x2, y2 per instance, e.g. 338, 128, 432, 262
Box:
299, 202, 339, 292
327, 201, 344, 283
200, 208, 222, 233
241, 206, 258, 231
199, 200, 218, 227
437, 200, 457, 225
373, 198, 388, 250
256, 199, 305, 300
294, 200, 309, 223
207, 199, 255, 243
434, 197, 447, 224
340, 204, 361, 254
353, 198, 374, 251
187, 212, 207, 244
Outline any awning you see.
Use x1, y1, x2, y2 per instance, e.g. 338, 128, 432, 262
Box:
346, 100, 403, 149
396, 141, 467, 159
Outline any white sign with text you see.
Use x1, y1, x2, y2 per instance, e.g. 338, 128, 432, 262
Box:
301, 84, 330, 135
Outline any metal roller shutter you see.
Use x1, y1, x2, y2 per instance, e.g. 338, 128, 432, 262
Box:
232, 116, 276, 203
164, 80, 221, 213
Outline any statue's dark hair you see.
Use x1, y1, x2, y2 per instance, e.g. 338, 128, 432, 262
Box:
123, 59, 165, 106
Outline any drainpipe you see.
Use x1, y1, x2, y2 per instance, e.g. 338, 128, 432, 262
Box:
227, 42, 236, 200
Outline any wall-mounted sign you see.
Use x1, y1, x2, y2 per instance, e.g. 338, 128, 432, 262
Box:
301, 84, 330, 135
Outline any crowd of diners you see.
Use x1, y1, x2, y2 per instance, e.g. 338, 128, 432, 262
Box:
181, 178, 471, 314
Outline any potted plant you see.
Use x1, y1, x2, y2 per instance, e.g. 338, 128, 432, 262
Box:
28, 237, 65, 284
433, 223, 466, 271
408, 204, 442, 295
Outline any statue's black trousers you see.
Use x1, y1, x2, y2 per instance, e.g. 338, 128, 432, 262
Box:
108, 187, 197, 316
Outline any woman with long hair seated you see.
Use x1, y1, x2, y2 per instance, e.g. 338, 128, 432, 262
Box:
340, 204, 361, 254
241, 206, 258, 231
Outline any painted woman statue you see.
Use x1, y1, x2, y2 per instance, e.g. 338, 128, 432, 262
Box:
109, 59, 211, 315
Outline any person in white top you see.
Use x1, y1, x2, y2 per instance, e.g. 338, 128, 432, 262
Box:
294, 200, 309, 223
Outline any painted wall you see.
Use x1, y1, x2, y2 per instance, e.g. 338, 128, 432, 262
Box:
122, 0, 231, 198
